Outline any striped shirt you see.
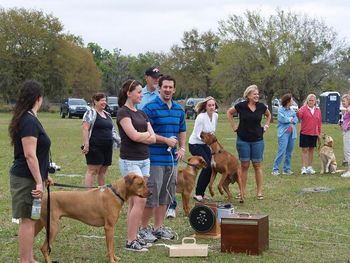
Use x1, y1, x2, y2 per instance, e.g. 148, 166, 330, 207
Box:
143, 96, 186, 166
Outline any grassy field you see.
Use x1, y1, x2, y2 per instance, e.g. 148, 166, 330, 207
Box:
0, 112, 349, 263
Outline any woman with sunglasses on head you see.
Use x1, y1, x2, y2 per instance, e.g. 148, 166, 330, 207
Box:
117, 79, 156, 252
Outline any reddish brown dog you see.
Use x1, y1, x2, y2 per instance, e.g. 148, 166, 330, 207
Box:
34, 173, 150, 263
200, 132, 244, 202
176, 156, 208, 216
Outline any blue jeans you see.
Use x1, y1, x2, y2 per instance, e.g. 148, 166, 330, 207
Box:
272, 132, 296, 172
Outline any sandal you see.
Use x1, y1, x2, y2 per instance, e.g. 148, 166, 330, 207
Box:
234, 193, 241, 199
193, 195, 203, 202
256, 195, 264, 200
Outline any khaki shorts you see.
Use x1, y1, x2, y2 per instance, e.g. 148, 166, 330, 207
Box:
10, 175, 35, 219
145, 166, 177, 208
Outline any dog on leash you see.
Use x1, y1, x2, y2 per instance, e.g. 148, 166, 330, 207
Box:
176, 156, 208, 216
200, 132, 244, 202
34, 173, 150, 263
319, 134, 337, 174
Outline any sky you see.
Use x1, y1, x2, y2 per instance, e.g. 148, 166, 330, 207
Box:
1, 0, 350, 55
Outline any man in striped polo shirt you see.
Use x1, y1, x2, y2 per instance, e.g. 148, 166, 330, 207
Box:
139, 75, 186, 241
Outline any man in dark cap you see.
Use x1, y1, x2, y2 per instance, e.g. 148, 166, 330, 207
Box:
138, 66, 161, 110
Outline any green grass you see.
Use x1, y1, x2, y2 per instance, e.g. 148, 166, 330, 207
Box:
1, 112, 350, 262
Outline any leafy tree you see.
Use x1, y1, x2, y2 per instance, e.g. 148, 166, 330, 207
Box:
217, 9, 342, 110
0, 8, 101, 102
165, 29, 220, 99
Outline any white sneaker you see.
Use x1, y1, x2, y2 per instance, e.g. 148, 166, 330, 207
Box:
301, 167, 307, 174
341, 171, 350, 178
306, 167, 316, 174
271, 170, 280, 176
166, 208, 176, 219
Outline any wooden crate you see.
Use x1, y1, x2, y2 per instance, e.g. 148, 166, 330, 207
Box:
169, 237, 208, 257
220, 213, 269, 255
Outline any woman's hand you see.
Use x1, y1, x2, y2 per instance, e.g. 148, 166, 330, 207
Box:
82, 144, 89, 155
263, 124, 269, 132
31, 183, 43, 198
46, 176, 54, 186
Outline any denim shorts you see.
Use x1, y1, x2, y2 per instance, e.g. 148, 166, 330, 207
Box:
119, 158, 150, 177
236, 136, 264, 162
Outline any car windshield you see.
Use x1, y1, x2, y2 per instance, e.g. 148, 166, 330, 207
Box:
187, 98, 205, 106
107, 97, 118, 104
69, 99, 87, 105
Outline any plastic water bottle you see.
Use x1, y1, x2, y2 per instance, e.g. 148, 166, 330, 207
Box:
31, 198, 41, 220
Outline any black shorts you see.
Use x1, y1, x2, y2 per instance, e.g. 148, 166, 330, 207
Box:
85, 142, 113, 166
299, 133, 318, 148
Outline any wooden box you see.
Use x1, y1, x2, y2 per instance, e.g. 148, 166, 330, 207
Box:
169, 237, 208, 257
220, 213, 269, 255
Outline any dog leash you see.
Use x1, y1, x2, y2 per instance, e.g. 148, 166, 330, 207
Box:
181, 159, 201, 169
47, 184, 51, 255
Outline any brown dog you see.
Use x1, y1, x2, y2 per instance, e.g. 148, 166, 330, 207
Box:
34, 173, 150, 263
200, 132, 244, 202
176, 156, 208, 216
319, 134, 337, 174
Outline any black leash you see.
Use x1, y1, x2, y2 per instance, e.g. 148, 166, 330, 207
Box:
181, 159, 201, 169
46, 184, 51, 255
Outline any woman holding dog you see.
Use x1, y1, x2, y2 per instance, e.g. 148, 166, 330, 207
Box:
82, 93, 119, 187
188, 96, 218, 202
340, 94, 350, 178
117, 79, 156, 252
9, 80, 53, 263
297, 93, 322, 174
226, 85, 271, 200
271, 94, 298, 175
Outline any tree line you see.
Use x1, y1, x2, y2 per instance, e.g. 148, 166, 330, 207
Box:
1, 8, 350, 111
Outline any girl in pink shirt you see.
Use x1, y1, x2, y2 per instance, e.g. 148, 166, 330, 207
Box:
297, 94, 322, 174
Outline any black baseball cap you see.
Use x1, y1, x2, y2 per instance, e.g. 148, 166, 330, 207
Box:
145, 66, 161, 78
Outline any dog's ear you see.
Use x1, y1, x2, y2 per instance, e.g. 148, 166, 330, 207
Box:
188, 157, 192, 162
329, 140, 333, 147
124, 173, 136, 186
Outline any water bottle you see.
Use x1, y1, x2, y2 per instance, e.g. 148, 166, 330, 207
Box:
31, 198, 41, 220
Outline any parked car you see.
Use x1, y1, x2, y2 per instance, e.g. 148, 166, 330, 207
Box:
105, 96, 119, 117
272, 98, 299, 117
60, 98, 90, 119
184, 98, 205, 119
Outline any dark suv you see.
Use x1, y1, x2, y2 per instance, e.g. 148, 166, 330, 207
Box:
184, 98, 205, 119
60, 98, 90, 119
105, 96, 119, 117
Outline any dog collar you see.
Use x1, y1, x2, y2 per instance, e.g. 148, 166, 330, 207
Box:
106, 184, 125, 203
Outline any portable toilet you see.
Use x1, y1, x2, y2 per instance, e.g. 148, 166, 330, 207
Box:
319, 91, 340, 124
